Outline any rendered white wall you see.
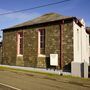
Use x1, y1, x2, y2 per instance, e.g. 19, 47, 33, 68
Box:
81, 19, 89, 64
73, 19, 89, 64
73, 21, 82, 62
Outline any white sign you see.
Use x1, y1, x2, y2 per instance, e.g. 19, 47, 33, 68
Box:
50, 54, 58, 66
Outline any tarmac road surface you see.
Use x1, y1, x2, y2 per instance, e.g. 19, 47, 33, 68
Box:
0, 83, 21, 90
0, 69, 90, 90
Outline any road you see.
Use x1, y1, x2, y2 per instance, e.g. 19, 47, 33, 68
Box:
0, 69, 90, 90
0, 83, 20, 90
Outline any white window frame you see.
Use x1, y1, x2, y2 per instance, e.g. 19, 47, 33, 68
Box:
17, 32, 23, 56
38, 29, 45, 57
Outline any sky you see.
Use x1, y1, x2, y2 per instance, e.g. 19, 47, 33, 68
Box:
0, 0, 90, 41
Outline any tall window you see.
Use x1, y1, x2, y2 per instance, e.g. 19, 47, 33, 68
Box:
38, 29, 45, 55
17, 32, 23, 55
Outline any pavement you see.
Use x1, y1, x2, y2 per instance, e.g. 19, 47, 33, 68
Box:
0, 64, 71, 75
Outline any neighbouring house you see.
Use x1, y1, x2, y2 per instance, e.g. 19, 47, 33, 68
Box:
1, 13, 89, 76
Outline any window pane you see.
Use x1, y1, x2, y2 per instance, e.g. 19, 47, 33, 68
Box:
20, 32, 23, 37
40, 42, 45, 48
40, 30, 45, 35
20, 38, 23, 44
40, 36, 45, 42
20, 47, 23, 54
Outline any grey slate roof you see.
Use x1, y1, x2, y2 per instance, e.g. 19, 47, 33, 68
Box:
3, 12, 79, 31
13, 13, 72, 28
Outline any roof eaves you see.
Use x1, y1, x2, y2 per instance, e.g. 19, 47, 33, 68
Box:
2, 17, 76, 31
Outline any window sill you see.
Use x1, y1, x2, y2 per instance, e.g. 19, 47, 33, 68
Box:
17, 54, 23, 57
38, 54, 46, 57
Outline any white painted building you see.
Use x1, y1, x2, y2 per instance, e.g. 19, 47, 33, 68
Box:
72, 19, 89, 78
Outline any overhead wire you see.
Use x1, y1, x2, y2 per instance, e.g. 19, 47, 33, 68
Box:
0, 0, 70, 15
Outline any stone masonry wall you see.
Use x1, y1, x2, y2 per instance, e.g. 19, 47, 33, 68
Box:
63, 22, 73, 70
2, 21, 73, 69
0, 46, 2, 63
23, 28, 38, 67
45, 24, 60, 68
2, 31, 17, 65
36, 24, 61, 68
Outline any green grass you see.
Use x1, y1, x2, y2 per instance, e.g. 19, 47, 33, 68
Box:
0, 66, 89, 80
63, 75, 89, 80
0, 66, 59, 76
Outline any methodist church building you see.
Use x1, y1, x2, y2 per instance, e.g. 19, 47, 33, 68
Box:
1, 13, 89, 77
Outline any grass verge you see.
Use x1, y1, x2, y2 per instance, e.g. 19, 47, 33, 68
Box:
0, 66, 60, 77
0, 65, 89, 80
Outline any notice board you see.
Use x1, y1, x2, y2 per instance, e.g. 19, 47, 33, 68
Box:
50, 54, 58, 66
